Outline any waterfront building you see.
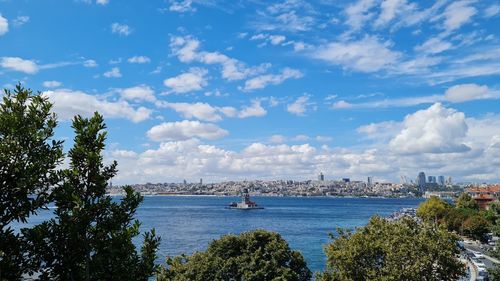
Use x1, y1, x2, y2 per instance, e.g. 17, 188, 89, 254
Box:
318, 172, 325, 181
367, 177, 373, 187
417, 172, 426, 192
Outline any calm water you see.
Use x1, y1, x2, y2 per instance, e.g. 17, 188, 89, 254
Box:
21, 196, 423, 273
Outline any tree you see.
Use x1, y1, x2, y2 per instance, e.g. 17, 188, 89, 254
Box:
462, 215, 490, 242
156, 229, 311, 281
0, 85, 63, 280
25, 113, 160, 281
416, 196, 451, 224
455, 193, 479, 210
317, 217, 466, 281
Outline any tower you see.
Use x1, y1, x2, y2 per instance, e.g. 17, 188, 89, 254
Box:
417, 172, 426, 192
318, 172, 325, 181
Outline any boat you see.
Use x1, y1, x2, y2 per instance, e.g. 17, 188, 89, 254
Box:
228, 189, 264, 210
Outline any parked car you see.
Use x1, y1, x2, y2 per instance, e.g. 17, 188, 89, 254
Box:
477, 269, 489, 281
470, 250, 485, 259
472, 258, 486, 269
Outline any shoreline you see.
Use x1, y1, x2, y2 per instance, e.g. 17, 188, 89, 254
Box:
107, 193, 420, 199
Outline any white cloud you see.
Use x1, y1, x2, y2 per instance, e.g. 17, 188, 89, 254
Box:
444, 83, 494, 103
414, 36, 453, 54
312, 36, 401, 73
241, 68, 302, 91
42, 80, 62, 88
332, 100, 353, 109
238, 100, 267, 118
127, 56, 150, 64
119, 85, 156, 103
485, 4, 500, 17
96, 0, 109, 5
439, 1, 477, 33
0, 57, 38, 74
111, 23, 131, 36
169, 0, 195, 13
83, 59, 98, 67
111, 150, 137, 158
103, 67, 122, 78
147, 120, 228, 141
251, 1, 315, 32
12, 15, 29, 26
170, 35, 270, 81
293, 135, 310, 142
316, 136, 333, 142
344, 0, 377, 31
287, 95, 310, 116
0, 15, 8, 36
159, 102, 225, 122
389, 103, 470, 154
163, 67, 208, 94
269, 134, 286, 143
374, 0, 417, 28
43, 89, 151, 123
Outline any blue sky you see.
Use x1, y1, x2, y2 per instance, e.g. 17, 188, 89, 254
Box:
1, 0, 499, 184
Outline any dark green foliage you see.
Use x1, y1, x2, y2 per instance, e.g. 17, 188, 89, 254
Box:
0, 84, 63, 280
416, 196, 451, 223
156, 229, 311, 281
455, 193, 479, 210
25, 113, 160, 281
317, 217, 466, 281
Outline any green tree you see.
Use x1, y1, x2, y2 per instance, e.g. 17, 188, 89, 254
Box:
317, 217, 465, 281
455, 193, 479, 210
25, 113, 160, 281
156, 229, 311, 281
0, 85, 63, 280
462, 214, 490, 242
416, 196, 451, 224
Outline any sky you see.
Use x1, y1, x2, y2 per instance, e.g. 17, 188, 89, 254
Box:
0, 0, 499, 184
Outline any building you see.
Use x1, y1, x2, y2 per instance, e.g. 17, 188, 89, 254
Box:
417, 172, 426, 192
437, 176, 445, 186
200, 178, 203, 185
465, 185, 500, 209
427, 176, 436, 184
367, 177, 373, 187
318, 172, 325, 181
342, 178, 350, 183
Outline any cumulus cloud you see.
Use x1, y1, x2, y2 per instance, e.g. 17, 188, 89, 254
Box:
127, 56, 150, 64
344, 0, 377, 31
0, 15, 7, 36
238, 100, 267, 118
414, 36, 453, 54
43, 89, 151, 123
389, 103, 470, 154
119, 85, 156, 103
147, 120, 229, 141
42, 80, 62, 88
111, 23, 131, 36
12, 16, 29, 26
269, 134, 286, 143
439, 1, 477, 33
163, 68, 208, 94
83, 59, 98, 67
241, 68, 303, 91
158, 102, 226, 122
0, 57, 38, 74
485, 4, 500, 18
96, 0, 109, 5
287, 95, 310, 116
312, 36, 401, 73
170, 35, 270, 81
103, 67, 122, 78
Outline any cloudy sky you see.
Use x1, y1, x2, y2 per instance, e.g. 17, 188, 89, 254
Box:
1, 0, 499, 184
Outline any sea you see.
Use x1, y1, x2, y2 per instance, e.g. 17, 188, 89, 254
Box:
18, 196, 424, 274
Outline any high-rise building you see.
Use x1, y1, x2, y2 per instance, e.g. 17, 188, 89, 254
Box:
342, 178, 350, 183
438, 176, 445, 186
427, 176, 436, 184
417, 172, 426, 192
200, 178, 203, 185
318, 172, 325, 181
367, 176, 373, 187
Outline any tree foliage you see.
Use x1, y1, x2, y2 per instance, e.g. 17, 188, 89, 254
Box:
416, 196, 451, 223
156, 229, 311, 281
0, 84, 63, 280
317, 216, 466, 281
24, 113, 160, 281
455, 193, 479, 210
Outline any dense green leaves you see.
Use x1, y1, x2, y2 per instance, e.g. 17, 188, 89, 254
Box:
455, 193, 479, 210
317, 217, 466, 281
156, 229, 312, 281
0, 84, 63, 280
24, 113, 160, 281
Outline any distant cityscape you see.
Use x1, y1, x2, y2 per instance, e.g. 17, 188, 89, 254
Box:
107, 171, 495, 198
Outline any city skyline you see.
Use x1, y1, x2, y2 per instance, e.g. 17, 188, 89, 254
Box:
1, 1, 499, 184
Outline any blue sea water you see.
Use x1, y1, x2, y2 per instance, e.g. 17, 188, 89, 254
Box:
20, 196, 423, 274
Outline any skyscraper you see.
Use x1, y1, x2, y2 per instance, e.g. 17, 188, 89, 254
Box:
318, 172, 325, 181
367, 176, 373, 187
417, 172, 426, 192
438, 176, 445, 186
